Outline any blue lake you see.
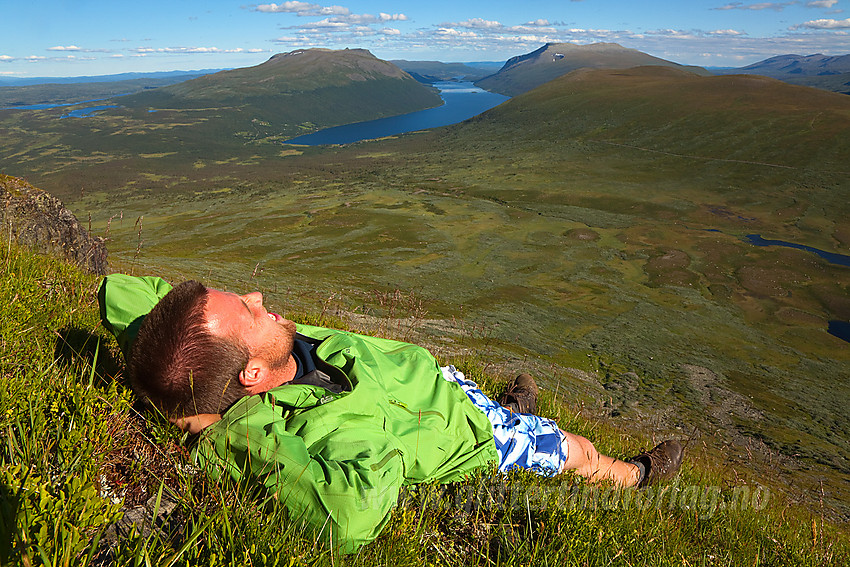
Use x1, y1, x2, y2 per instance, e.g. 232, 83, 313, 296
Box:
828, 320, 850, 343
2, 95, 127, 111
745, 234, 850, 268
285, 81, 509, 146
744, 234, 850, 344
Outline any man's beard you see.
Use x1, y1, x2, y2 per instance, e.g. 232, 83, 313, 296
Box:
262, 319, 297, 371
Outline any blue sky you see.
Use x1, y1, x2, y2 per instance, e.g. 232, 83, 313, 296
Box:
3, 0, 850, 77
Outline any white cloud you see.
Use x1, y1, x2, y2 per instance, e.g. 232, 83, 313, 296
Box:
436, 28, 477, 38
256, 2, 318, 13
255, 2, 349, 16
308, 18, 350, 27
806, 0, 838, 7
47, 45, 111, 53
0, 55, 13, 62
707, 29, 748, 36
507, 24, 557, 33
714, 2, 793, 10
283, 11, 408, 28
132, 46, 261, 54
381, 28, 401, 35
646, 29, 698, 39
378, 13, 407, 22
793, 17, 850, 28
455, 18, 503, 29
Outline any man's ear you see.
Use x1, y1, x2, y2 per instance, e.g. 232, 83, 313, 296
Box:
239, 357, 268, 391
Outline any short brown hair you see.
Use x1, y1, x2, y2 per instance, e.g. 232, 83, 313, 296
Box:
128, 280, 251, 417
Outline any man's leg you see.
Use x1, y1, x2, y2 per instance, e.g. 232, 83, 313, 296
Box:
441, 366, 683, 484
560, 430, 641, 487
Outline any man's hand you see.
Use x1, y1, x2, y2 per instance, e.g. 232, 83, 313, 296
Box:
171, 413, 222, 434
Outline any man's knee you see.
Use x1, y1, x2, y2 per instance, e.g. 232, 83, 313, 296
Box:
560, 430, 600, 473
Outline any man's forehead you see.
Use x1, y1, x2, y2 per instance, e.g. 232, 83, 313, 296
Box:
203, 289, 247, 333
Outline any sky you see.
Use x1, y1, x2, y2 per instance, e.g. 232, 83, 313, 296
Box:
2, 0, 850, 77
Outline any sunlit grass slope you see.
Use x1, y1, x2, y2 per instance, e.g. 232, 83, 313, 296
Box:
2, 244, 849, 566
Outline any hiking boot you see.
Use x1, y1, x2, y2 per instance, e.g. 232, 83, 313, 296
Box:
628, 440, 684, 488
498, 373, 539, 414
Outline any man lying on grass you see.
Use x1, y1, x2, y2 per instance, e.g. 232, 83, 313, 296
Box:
99, 273, 684, 553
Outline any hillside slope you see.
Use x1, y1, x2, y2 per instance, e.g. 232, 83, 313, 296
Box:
466, 65, 850, 170
476, 43, 710, 96
3, 226, 849, 565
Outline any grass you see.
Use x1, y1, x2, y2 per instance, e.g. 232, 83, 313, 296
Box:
1, 243, 849, 566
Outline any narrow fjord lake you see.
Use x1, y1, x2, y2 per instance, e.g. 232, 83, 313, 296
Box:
285, 81, 509, 145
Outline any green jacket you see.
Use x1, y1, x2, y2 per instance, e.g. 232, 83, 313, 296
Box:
98, 274, 498, 552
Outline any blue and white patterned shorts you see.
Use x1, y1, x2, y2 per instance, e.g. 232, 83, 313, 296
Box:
441, 365, 568, 476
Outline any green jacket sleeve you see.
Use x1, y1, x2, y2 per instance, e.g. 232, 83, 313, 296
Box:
97, 274, 173, 360
194, 392, 404, 554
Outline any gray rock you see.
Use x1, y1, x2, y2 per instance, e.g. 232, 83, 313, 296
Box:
1, 174, 107, 274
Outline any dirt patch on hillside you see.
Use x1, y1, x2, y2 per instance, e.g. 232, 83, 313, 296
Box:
564, 228, 600, 241
682, 364, 764, 425
643, 249, 700, 287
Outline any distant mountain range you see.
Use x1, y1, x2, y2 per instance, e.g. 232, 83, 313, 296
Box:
714, 54, 850, 94
475, 42, 711, 96
0, 75, 216, 108
390, 60, 499, 83
0, 69, 221, 87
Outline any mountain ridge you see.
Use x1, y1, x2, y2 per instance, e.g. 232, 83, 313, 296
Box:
475, 42, 710, 96
125, 48, 434, 106
714, 53, 850, 95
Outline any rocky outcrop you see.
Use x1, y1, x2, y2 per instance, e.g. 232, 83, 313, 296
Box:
1, 174, 107, 274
